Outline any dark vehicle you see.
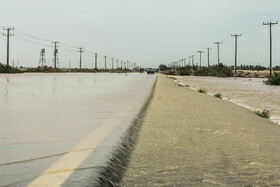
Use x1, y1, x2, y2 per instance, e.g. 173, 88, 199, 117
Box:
146, 68, 155, 74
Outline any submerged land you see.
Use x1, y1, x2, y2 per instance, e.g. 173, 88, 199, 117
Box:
122, 75, 280, 186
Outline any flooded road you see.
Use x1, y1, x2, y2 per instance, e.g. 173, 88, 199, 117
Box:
176, 76, 280, 124
0, 73, 156, 187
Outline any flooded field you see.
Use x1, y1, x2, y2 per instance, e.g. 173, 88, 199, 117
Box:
0, 73, 156, 187
176, 76, 280, 124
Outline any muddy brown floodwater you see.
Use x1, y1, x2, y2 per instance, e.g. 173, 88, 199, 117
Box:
0, 73, 156, 187
176, 76, 280, 124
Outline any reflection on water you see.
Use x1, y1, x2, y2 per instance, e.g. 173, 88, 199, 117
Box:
177, 76, 280, 124
0, 73, 156, 186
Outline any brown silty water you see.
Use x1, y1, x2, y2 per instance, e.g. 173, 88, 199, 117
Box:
176, 76, 280, 124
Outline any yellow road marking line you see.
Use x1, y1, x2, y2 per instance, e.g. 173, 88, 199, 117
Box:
28, 108, 130, 187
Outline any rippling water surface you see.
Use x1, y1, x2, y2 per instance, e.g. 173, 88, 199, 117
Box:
177, 76, 280, 124
0, 73, 156, 186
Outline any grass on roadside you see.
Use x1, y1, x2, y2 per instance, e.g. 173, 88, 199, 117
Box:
198, 88, 207, 93
214, 93, 222, 99
255, 109, 270, 119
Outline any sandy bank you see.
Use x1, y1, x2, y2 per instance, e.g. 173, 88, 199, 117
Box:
122, 75, 280, 186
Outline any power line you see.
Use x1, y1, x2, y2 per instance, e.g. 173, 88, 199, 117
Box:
14, 28, 52, 42
14, 35, 52, 47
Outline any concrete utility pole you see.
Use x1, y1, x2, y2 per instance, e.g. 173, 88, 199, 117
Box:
3, 27, 14, 66
104, 56, 107, 70
231, 34, 241, 74
263, 21, 278, 78
191, 55, 195, 66
52, 41, 60, 68
197, 51, 204, 69
214, 42, 223, 64
206, 47, 212, 67
94, 53, 98, 69
78, 47, 84, 69
111, 58, 114, 69
188, 56, 192, 66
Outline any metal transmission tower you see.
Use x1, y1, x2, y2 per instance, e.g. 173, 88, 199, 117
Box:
94, 53, 98, 69
111, 58, 114, 69
78, 47, 84, 69
231, 34, 242, 74
3, 27, 14, 66
52, 41, 59, 68
39, 48, 46, 67
206, 47, 212, 67
214, 42, 223, 64
263, 21, 278, 78
197, 51, 204, 69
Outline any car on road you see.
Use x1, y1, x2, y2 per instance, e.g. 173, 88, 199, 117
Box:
146, 68, 155, 74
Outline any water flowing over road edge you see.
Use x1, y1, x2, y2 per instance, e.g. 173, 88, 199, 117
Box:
93, 76, 158, 186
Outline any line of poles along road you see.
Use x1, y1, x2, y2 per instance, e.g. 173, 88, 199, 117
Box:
170, 21, 278, 78
1, 26, 140, 71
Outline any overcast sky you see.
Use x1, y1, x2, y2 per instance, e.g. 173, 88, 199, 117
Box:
0, 0, 280, 68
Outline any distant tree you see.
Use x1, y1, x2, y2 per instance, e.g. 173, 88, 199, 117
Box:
159, 64, 168, 71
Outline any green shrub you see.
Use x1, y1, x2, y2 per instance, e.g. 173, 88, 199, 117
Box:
198, 88, 207, 93
264, 72, 280, 85
214, 93, 222, 99
255, 109, 270, 119
0, 63, 22, 73
194, 63, 233, 77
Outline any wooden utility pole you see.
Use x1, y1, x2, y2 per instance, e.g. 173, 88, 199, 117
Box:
206, 47, 212, 67
104, 56, 107, 70
78, 47, 84, 69
263, 21, 278, 78
197, 51, 204, 69
3, 27, 14, 66
52, 41, 60, 68
94, 53, 98, 69
231, 34, 241, 74
214, 42, 223, 64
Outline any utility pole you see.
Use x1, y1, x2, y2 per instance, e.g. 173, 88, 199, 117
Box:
231, 34, 241, 74
191, 55, 195, 66
111, 58, 114, 69
188, 56, 192, 66
94, 53, 98, 69
78, 47, 84, 69
214, 42, 223, 64
206, 47, 212, 67
197, 51, 204, 69
3, 27, 14, 66
263, 21, 278, 78
104, 56, 107, 70
52, 41, 60, 68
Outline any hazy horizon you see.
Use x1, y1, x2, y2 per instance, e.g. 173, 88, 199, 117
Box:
0, 0, 280, 69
